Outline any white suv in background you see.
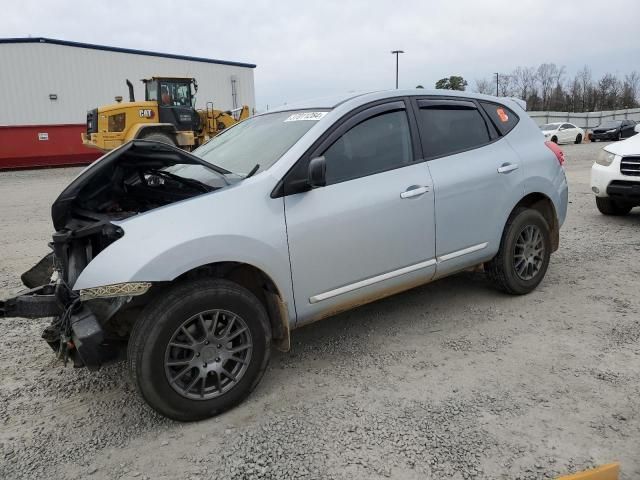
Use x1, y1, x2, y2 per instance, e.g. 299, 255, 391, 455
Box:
591, 133, 640, 215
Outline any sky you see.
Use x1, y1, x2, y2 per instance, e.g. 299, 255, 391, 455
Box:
4, 0, 640, 111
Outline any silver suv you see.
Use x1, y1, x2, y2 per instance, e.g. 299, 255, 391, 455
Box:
1, 90, 568, 420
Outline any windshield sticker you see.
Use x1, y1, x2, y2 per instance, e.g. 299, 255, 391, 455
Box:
496, 108, 509, 122
284, 112, 328, 122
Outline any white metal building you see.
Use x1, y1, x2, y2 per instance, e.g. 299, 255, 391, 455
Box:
0, 37, 256, 125
0, 37, 256, 168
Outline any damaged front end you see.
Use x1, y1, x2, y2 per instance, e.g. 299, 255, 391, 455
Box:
0, 263, 136, 370
0, 140, 231, 370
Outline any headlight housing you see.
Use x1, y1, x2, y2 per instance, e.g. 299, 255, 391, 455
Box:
595, 149, 615, 167
605, 129, 616, 133
79, 282, 152, 301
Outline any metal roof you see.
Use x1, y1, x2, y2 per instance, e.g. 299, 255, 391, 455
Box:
0, 37, 256, 69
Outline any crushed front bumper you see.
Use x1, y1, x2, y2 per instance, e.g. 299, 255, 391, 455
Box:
1, 282, 124, 370
0, 283, 66, 318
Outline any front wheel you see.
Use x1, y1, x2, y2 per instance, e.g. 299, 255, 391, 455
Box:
617, 131, 622, 141
575, 134, 582, 144
487, 208, 551, 295
595, 197, 632, 216
128, 278, 271, 421
551, 136, 558, 144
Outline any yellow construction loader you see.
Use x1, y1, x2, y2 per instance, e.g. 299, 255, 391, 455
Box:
82, 77, 250, 151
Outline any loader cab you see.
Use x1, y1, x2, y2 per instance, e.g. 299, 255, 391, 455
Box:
143, 77, 200, 132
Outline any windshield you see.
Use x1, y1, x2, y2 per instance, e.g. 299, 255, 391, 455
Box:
193, 110, 328, 175
540, 123, 560, 130
598, 121, 622, 128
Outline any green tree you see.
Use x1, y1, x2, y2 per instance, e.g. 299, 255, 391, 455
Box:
435, 76, 468, 91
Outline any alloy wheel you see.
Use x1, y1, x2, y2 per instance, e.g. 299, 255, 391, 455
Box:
164, 309, 253, 400
513, 224, 545, 281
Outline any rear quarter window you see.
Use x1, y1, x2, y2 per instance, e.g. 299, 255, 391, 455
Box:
479, 101, 519, 136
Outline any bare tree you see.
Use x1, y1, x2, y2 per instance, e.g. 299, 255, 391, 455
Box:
512, 66, 537, 101
497, 73, 514, 97
537, 63, 561, 110
474, 78, 493, 95
548, 66, 566, 111
598, 73, 621, 110
621, 71, 640, 108
568, 76, 582, 112
576, 66, 592, 111
476, 63, 638, 111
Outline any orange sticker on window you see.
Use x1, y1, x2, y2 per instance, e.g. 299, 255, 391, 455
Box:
496, 108, 509, 122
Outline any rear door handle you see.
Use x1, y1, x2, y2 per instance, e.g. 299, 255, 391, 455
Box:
400, 185, 430, 199
497, 163, 519, 174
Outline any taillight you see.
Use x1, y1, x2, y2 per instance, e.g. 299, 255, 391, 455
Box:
545, 140, 565, 166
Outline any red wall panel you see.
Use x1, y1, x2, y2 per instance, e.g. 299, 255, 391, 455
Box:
0, 124, 101, 169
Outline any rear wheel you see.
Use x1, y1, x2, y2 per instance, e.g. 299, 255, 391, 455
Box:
128, 278, 271, 421
141, 131, 176, 146
595, 197, 632, 216
487, 208, 551, 295
574, 134, 582, 144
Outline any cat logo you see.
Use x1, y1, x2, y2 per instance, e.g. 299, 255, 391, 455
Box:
139, 109, 154, 118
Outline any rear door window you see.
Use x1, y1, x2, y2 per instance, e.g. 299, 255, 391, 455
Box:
479, 101, 519, 136
416, 101, 491, 159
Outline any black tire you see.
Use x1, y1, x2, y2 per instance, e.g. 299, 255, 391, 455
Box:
141, 132, 176, 146
486, 208, 551, 295
127, 278, 271, 421
574, 134, 582, 144
595, 197, 632, 216
617, 131, 622, 141
551, 136, 558, 144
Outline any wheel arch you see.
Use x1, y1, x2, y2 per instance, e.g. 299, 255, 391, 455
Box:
508, 192, 560, 252
172, 261, 291, 352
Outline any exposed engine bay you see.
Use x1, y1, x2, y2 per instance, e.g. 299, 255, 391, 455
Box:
50, 140, 232, 284
1, 140, 234, 369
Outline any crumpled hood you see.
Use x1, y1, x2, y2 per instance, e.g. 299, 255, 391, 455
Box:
51, 140, 229, 230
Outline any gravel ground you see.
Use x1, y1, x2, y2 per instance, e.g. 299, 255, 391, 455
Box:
1, 142, 639, 479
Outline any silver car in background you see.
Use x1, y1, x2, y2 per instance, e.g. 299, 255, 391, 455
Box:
1, 90, 568, 420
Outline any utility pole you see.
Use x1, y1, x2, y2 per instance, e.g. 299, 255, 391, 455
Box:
494, 72, 499, 96
391, 50, 405, 89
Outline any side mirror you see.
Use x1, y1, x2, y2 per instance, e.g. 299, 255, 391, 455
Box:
307, 156, 327, 188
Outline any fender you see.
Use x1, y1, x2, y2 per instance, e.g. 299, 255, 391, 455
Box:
72, 179, 297, 324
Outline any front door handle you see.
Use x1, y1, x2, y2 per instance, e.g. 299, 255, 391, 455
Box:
400, 185, 430, 199
497, 163, 519, 174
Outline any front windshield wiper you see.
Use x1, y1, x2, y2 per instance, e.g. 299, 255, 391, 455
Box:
244, 164, 260, 179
